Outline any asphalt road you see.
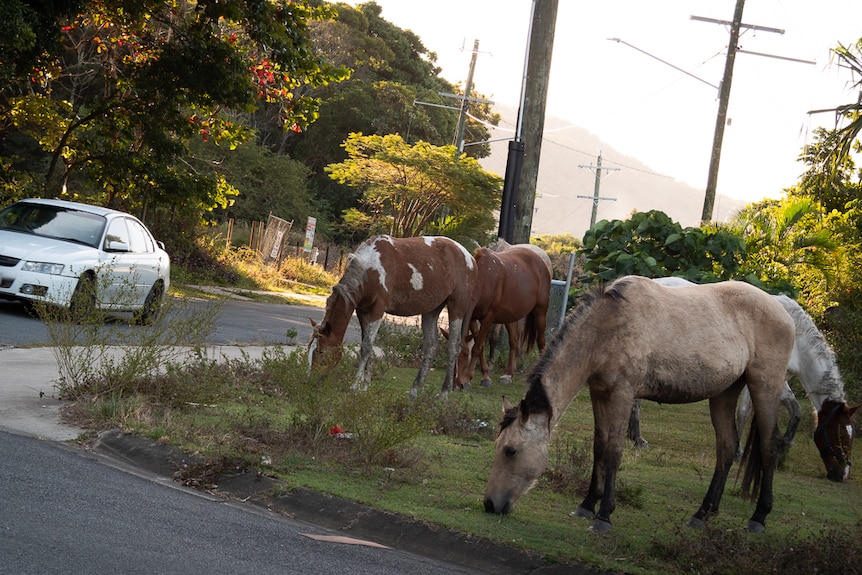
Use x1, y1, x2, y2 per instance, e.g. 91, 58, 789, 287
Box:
0, 431, 479, 575
0, 296, 359, 347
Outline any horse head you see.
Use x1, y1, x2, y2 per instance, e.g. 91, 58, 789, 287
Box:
483, 397, 551, 515
814, 400, 861, 481
307, 317, 342, 367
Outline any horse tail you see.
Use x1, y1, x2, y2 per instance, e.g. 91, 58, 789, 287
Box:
739, 414, 764, 501
521, 313, 539, 356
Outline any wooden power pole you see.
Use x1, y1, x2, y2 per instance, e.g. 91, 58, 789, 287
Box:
507, 0, 558, 245
700, 0, 746, 223
577, 152, 618, 228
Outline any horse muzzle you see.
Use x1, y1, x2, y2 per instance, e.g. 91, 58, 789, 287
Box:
484, 496, 514, 515
826, 462, 850, 482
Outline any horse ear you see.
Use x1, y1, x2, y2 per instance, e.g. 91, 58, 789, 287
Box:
309, 317, 318, 328
848, 403, 862, 419
440, 327, 449, 340
502, 396, 514, 413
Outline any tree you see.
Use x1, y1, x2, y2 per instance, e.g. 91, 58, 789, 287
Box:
263, 2, 499, 240
189, 139, 314, 227
828, 39, 862, 168
577, 210, 747, 288
729, 198, 838, 305
1, 0, 348, 224
325, 133, 501, 243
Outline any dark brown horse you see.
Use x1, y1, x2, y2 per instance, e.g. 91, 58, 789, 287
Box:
484, 276, 795, 533
455, 246, 551, 388
309, 235, 477, 397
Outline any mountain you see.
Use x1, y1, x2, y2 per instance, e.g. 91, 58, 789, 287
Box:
479, 108, 746, 239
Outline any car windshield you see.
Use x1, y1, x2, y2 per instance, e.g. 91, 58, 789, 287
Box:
0, 202, 106, 248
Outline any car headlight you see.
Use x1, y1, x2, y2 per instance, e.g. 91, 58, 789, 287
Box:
22, 261, 65, 275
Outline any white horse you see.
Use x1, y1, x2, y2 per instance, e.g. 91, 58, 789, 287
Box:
627, 276, 858, 481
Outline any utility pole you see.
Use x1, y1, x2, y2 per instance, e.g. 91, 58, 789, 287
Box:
577, 152, 618, 228
414, 39, 493, 153
499, 0, 558, 244
700, 0, 745, 223
454, 39, 480, 153
695, 1, 787, 222
512, 0, 558, 244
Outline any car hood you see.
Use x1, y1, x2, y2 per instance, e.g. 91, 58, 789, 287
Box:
0, 230, 100, 262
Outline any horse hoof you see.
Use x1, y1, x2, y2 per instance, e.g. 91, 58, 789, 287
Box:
588, 519, 612, 532
633, 438, 649, 449
686, 517, 707, 530
570, 506, 594, 519
746, 520, 766, 533
461, 383, 471, 391
480, 379, 492, 388
499, 375, 512, 385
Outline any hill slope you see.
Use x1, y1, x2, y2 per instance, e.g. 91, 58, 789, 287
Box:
479, 109, 746, 239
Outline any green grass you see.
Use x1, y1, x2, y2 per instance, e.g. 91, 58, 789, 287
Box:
67, 345, 862, 574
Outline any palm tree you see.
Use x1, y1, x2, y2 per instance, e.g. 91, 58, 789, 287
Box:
730, 198, 839, 299
829, 40, 862, 167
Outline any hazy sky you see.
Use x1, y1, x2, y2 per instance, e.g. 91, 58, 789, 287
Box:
348, 0, 862, 205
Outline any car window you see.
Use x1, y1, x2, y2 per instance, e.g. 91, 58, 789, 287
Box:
126, 218, 154, 253
105, 218, 131, 250
0, 202, 105, 248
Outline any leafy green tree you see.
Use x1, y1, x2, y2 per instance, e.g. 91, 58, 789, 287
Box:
189, 139, 315, 228
728, 198, 839, 305
325, 133, 501, 242
267, 2, 498, 240
1, 0, 348, 224
0, 0, 85, 83
577, 210, 746, 288
828, 39, 862, 167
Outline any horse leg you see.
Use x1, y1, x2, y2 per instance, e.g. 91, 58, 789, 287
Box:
499, 322, 519, 385
689, 384, 743, 528
745, 383, 783, 532
487, 323, 502, 364
574, 389, 629, 531
627, 399, 649, 448
469, 316, 496, 388
779, 380, 802, 453
352, 317, 382, 391
438, 315, 465, 397
412, 310, 442, 399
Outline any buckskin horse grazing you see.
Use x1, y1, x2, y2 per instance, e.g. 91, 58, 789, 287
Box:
625, 276, 860, 481
308, 235, 476, 398
483, 276, 795, 532
455, 246, 551, 388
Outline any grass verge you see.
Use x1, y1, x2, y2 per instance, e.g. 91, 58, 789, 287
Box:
58, 328, 862, 575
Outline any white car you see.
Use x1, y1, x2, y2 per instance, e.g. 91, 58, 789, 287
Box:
0, 198, 170, 323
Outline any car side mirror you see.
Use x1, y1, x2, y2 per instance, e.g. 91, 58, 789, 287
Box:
106, 240, 130, 252
157, 240, 166, 250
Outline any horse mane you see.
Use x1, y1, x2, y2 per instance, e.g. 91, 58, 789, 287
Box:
775, 294, 846, 401
332, 252, 369, 308
500, 281, 628, 431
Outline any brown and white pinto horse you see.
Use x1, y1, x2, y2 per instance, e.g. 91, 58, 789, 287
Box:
484, 276, 795, 533
309, 235, 476, 398
455, 246, 551, 388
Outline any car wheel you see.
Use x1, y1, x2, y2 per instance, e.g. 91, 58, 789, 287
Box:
136, 281, 164, 325
68, 273, 97, 323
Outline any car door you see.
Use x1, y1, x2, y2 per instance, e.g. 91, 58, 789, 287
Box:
124, 217, 163, 305
101, 217, 137, 308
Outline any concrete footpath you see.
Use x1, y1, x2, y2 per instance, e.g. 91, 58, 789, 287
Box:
0, 345, 270, 441
0, 344, 596, 575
